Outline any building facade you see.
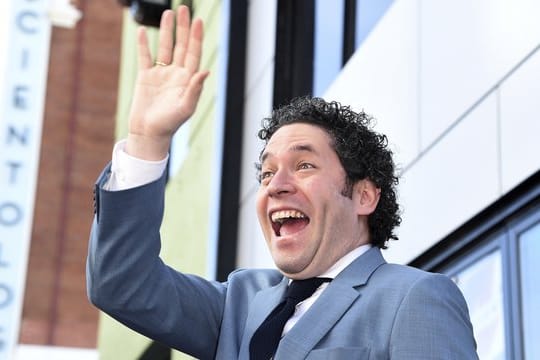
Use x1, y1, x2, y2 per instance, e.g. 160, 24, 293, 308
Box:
6, 0, 536, 359
237, 1, 540, 359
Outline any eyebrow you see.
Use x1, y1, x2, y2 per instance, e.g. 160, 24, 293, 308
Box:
260, 143, 319, 164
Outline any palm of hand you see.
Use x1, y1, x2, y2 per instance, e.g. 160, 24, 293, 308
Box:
130, 66, 195, 138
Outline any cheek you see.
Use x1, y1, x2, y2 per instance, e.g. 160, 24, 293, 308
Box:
303, 178, 321, 194
304, 179, 338, 207
255, 191, 267, 221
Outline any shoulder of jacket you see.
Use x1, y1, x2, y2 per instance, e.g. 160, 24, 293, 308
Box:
227, 268, 284, 289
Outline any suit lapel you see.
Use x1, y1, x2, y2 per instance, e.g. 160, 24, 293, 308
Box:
239, 276, 289, 356
274, 247, 387, 359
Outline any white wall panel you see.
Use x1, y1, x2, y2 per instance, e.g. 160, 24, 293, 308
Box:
499, 50, 540, 193
238, 71, 274, 268
325, 0, 420, 168
239, 67, 273, 202
245, 0, 277, 94
240, 0, 277, 202
237, 0, 277, 269
420, 0, 540, 149
384, 94, 499, 264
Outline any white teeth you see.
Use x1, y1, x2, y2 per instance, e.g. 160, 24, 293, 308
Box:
271, 210, 306, 223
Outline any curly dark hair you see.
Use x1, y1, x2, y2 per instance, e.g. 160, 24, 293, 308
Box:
257, 96, 401, 249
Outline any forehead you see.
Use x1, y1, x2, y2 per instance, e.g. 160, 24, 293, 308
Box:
261, 123, 334, 162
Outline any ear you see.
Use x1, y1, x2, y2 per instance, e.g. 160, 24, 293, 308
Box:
353, 179, 381, 216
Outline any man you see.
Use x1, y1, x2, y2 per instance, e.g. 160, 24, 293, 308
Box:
87, 6, 478, 359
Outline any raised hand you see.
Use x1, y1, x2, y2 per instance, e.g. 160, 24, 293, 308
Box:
125, 6, 209, 160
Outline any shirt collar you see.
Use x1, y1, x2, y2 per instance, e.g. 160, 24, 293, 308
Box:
286, 244, 372, 284
319, 243, 372, 279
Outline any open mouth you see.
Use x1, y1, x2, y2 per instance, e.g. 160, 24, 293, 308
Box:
270, 210, 310, 237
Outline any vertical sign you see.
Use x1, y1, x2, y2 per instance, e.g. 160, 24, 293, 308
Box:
0, 0, 52, 358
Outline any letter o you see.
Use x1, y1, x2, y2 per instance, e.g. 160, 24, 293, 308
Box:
0, 202, 22, 226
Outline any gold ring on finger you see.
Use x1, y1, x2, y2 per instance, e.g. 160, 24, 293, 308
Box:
155, 61, 169, 66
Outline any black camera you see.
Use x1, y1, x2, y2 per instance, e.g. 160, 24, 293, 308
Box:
117, 0, 172, 27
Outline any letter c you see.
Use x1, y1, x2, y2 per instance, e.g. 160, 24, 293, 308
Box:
0, 285, 12, 308
17, 11, 39, 34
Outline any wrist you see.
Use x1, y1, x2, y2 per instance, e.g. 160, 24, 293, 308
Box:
125, 133, 170, 161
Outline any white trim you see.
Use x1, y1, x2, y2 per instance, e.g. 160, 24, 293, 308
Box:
15, 345, 98, 360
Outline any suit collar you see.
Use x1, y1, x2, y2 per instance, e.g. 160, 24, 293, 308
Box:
319, 244, 372, 279
333, 246, 387, 286
274, 247, 387, 359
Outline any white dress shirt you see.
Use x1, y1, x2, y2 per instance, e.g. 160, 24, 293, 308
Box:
104, 140, 168, 191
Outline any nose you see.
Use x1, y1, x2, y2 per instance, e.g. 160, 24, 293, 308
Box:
266, 169, 296, 197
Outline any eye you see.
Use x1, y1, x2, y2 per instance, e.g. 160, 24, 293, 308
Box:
259, 171, 274, 183
298, 162, 315, 170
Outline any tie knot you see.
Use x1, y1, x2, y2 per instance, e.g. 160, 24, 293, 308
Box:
286, 277, 331, 302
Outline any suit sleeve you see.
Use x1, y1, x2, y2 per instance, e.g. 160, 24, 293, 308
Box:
389, 273, 479, 360
86, 165, 225, 360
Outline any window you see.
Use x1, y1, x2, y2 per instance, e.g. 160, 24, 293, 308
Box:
517, 218, 540, 359
412, 172, 540, 360
313, 0, 345, 96
355, 0, 394, 49
274, 0, 396, 101
442, 241, 506, 359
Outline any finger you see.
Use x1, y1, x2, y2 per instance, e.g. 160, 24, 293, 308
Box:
180, 70, 210, 117
184, 18, 204, 74
137, 27, 152, 69
173, 5, 191, 66
156, 10, 175, 65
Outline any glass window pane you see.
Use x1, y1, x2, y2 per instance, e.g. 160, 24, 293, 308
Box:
519, 220, 540, 360
355, 0, 394, 48
452, 251, 505, 360
313, 0, 344, 96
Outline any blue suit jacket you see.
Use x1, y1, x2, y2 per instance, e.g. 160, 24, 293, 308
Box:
87, 166, 478, 359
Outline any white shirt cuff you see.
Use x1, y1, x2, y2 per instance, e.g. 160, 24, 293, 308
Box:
104, 139, 169, 191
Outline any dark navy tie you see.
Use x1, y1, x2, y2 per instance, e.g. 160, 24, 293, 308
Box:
249, 277, 331, 359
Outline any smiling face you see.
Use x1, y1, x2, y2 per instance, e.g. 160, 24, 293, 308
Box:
256, 123, 375, 279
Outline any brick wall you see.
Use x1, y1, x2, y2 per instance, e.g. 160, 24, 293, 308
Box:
19, 0, 123, 348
